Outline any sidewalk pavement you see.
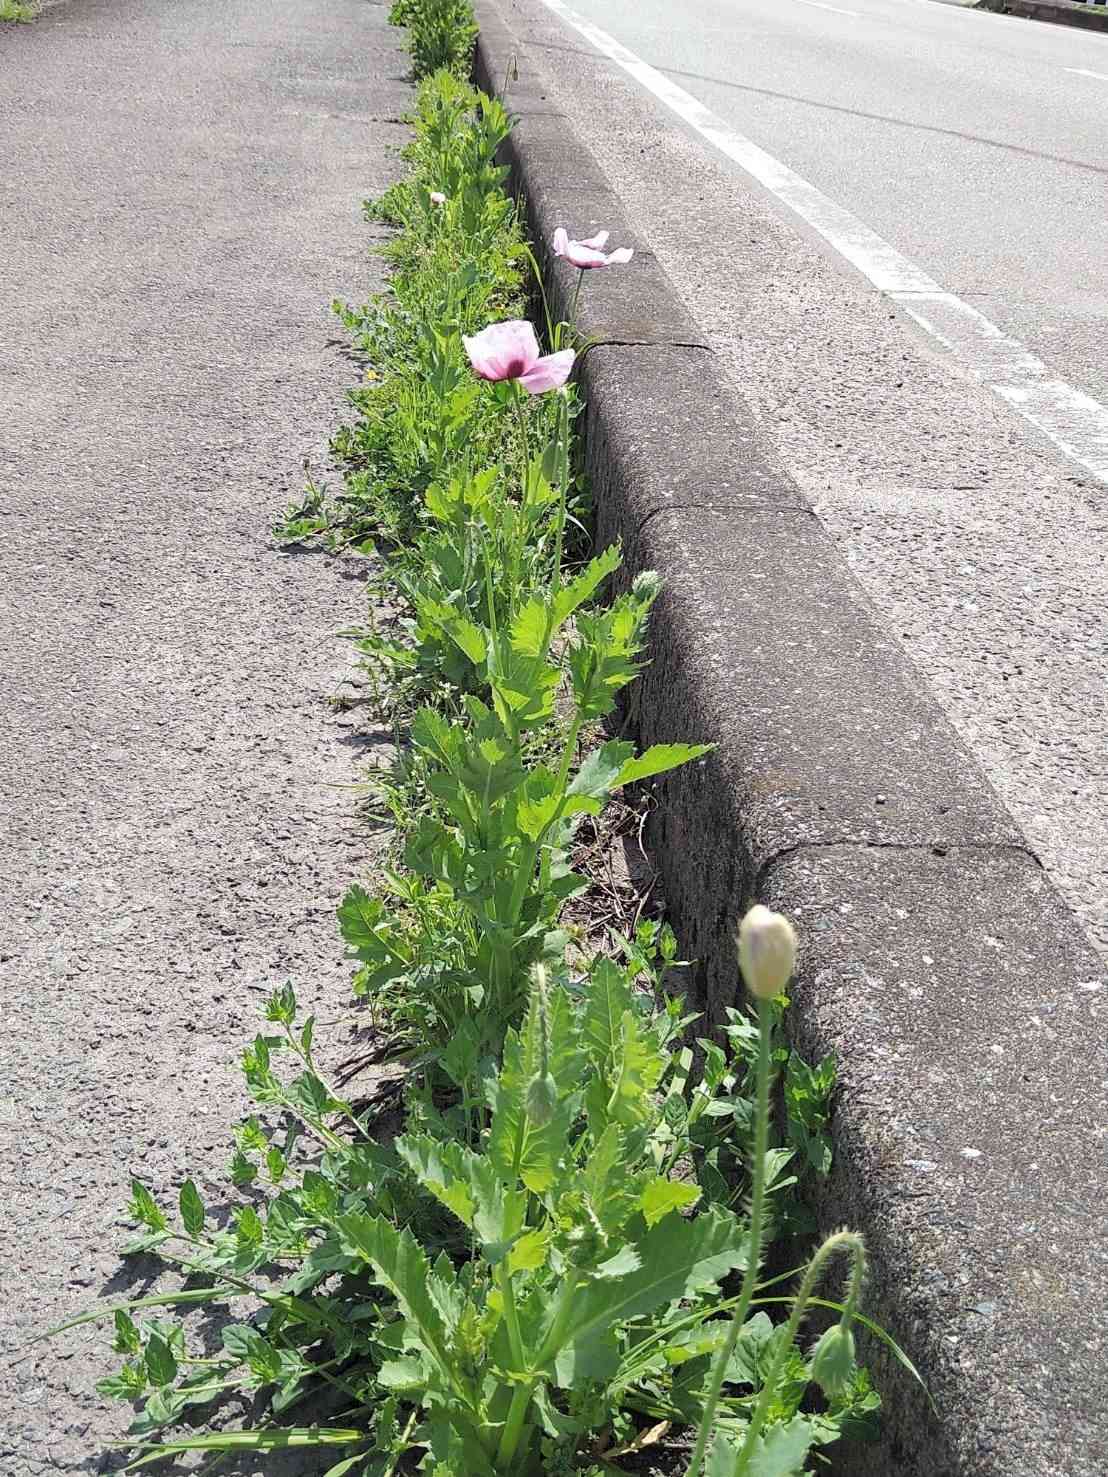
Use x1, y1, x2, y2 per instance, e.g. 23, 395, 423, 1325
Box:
0, 2, 409, 1470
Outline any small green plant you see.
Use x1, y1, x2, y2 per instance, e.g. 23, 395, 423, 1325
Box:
0, 0, 38, 21
392, 0, 478, 80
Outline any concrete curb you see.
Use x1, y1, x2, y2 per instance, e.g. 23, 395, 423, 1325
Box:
474, 3, 1108, 1474
976, 0, 1108, 30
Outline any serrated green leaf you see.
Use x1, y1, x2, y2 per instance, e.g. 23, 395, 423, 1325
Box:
580, 1122, 637, 1235
639, 1177, 701, 1227
557, 1207, 748, 1354
707, 1432, 739, 1477
235, 1204, 263, 1248
127, 1180, 168, 1233
337, 1214, 456, 1380
580, 957, 632, 1069
594, 1245, 642, 1279
744, 1414, 818, 1476
441, 610, 487, 665
336, 885, 387, 953
614, 742, 713, 788
568, 740, 634, 804
605, 1009, 665, 1131
550, 543, 622, 629
377, 1355, 427, 1391
97, 1360, 147, 1400
396, 1133, 524, 1251
178, 1180, 204, 1237
508, 1226, 550, 1273
510, 597, 548, 658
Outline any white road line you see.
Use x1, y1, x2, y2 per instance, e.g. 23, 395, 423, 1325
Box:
796, 0, 861, 15
537, 0, 1108, 485
1066, 68, 1108, 83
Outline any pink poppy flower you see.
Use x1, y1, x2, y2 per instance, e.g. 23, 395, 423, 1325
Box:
429, 191, 446, 206
462, 320, 575, 395
552, 226, 634, 269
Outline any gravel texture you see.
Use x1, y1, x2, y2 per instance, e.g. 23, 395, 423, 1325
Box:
0, 1, 410, 1470
489, 0, 1108, 963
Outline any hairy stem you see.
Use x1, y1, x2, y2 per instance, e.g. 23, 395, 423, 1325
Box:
685, 997, 773, 1477
733, 1230, 867, 1475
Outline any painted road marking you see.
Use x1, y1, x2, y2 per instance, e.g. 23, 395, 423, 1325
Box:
1066, 68, 1108, 83
538, 0, 1108, 484
795, 1, 861, 15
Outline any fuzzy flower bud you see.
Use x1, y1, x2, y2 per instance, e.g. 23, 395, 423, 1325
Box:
631, 569, 662, 604
737, 905, 797, 1000
809, 1320, 856, 1399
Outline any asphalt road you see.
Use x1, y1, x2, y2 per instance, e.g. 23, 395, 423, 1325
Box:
0, 1, 406, 1470
508, 0, 1108, 958
558, 0, 1108, 408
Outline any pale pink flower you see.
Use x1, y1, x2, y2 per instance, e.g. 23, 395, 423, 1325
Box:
429, 190, 446, 206
462, 320, 575, 395
552, 226, 634, 269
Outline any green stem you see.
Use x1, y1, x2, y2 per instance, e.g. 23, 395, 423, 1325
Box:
569, 268, 584, 334
496, 1380, 533, 1470
685, 998, 774, 1477
732, 1231, 867, 1475
493, 1258, 535, 1469
547, 393, 569, 610
514, 387, 531, 505
532, 1272, 581, 1371
504, 713, 582, 929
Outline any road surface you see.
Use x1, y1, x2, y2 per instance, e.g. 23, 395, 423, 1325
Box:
510, 0, 1108, 958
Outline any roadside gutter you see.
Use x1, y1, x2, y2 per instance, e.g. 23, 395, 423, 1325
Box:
474, 3, 1108, 1474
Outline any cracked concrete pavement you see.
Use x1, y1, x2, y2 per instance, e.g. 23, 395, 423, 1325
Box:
0, 1, 409, 1469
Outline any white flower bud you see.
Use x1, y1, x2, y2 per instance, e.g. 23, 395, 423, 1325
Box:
737, 905, 797, 1000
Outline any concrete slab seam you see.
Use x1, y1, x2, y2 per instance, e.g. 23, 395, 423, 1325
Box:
753, 836, 1043, 893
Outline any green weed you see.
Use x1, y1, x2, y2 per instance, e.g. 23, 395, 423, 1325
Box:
0, 0, 38, 21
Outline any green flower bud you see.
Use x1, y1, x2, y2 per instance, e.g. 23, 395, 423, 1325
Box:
631, 569, 662, 604
809, 1320, 856, 1399
737, 905, 797, 1000
525, 1071, 558, 1127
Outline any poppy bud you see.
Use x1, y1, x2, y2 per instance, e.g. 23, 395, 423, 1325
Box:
809, 1321, 856, 1399
737, 905, 797, 1000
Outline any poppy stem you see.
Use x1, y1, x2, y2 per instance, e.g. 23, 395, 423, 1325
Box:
570, 269, 584, 335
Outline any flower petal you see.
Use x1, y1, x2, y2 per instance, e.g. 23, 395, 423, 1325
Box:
518, 348, 575, 394
562, 242, 610, 269
579, 231, 610, 250
463, 320, 540, 381
552, 226, 570, 257
605, 247, 634, 265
